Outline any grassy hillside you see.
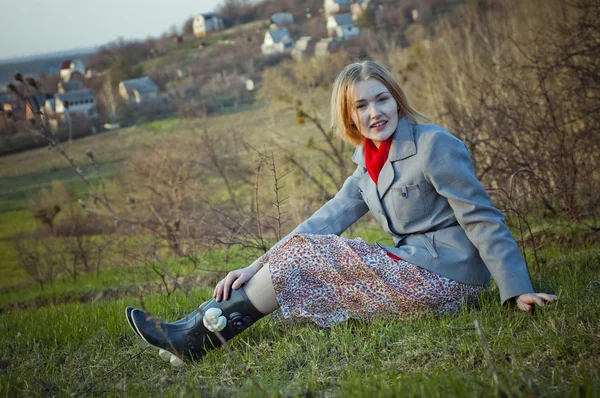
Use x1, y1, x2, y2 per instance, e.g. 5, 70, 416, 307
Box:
0, 245, 598, 396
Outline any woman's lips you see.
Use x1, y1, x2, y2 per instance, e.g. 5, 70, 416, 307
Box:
370, 120, 388, 131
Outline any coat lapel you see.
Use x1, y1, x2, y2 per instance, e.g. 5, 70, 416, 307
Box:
377, 117, 417, 199
357, 171, 394, 235
377, 161, 395, 198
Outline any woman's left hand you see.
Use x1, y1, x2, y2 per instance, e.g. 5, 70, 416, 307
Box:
515, 293, 558, 312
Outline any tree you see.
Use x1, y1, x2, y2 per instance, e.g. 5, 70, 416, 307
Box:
108, 51, 144, 86
218, 0, 257, 27
182, 17, 194, 38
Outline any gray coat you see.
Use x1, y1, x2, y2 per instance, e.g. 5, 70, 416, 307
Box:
288, 116, 534, 303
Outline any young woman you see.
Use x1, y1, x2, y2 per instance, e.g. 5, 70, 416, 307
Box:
126, 61, 557, 365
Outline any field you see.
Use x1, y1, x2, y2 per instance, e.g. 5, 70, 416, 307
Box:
1, 246, 598, 396
0, 100, 599, 397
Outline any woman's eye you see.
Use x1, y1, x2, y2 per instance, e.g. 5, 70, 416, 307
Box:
356, 104, 366, 109
378, 97, 389, 102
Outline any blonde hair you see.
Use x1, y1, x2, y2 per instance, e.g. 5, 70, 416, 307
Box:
329, 60, 430, 146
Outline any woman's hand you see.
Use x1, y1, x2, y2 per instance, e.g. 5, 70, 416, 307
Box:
515, 293, 557, 312
213, 260, 262, 302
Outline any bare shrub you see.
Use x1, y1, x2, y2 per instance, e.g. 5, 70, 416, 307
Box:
387, 0, 600, 246
12, 237, 57, 290
259, 54, 353, 204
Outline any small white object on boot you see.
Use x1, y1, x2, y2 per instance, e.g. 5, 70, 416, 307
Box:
170, 355, 185, 367
203, 308, 227, 332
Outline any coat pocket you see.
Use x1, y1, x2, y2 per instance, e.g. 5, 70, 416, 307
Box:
391, 184, 428, 222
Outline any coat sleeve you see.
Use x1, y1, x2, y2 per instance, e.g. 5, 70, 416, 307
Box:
422, 130, 534, 303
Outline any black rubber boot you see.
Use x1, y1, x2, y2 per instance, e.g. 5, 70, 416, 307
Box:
126, 306, 191, 338
129, 287, 264, 363
126, 306, 195, 362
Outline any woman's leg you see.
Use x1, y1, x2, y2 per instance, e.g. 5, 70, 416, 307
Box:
243, 265, 279, 315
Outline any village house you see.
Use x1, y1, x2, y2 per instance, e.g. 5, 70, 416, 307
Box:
59, 59, 85, 82
58, 80, 83, 93
85, 68, 98, 79
324, 0, 351, 16
314, 38, 338, 57
54, 89, 98, 120
351, 0, 371, 21
0, 92, 22, 113
119, 76, 159, 106
193, 13, 224, 37
270, 12, 294, 27
25, 94, 54, 120
292, 36, 314, 61
261, 27, 294, 55
327, 14, 361, 40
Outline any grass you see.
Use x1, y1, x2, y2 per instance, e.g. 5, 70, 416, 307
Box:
0, 245, 598, 396
0, 246, 253, 310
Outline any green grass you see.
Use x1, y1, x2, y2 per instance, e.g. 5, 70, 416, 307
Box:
0, 244, 256, 309
0, 246, 598, 396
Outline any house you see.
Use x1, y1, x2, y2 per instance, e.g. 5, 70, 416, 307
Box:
0, 92, 22, 113
59, 59, 85, 82
25, 94, 54, 120
193, 13, 224, 37
351, 0, 371, 21
118, 76, 159, 105
327, 14, 360, 40
314, 38, 338, 57
270, 12, 294, 27
292, 36, 314, 61
54, 89, 98, 120
58, 80, 83, 93
43, 98, 56, 119
261, 27, 294, 55
85, 68, 98, 79
324, 0, 351, 16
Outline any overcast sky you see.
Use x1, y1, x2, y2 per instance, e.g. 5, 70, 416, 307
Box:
0, 0, 223, 60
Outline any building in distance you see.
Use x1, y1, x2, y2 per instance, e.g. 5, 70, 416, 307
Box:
193, 13, 225, 37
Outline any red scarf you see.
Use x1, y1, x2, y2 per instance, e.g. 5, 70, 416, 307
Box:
364, 137, 393, 184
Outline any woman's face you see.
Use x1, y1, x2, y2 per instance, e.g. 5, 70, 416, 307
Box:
351, 79, 399, 147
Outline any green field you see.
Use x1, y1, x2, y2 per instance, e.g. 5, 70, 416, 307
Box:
0, 246, 598, 396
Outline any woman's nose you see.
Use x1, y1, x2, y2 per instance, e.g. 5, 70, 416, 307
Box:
369, 103, 381, 118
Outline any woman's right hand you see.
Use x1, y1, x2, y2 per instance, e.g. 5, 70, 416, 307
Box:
213, 262, 261, 302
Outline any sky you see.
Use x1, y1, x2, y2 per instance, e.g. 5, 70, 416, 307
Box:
0, 0, 223, 60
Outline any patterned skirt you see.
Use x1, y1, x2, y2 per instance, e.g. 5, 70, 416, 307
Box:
263, 234, 484, 327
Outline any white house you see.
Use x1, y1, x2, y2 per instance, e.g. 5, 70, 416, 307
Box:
292, 36, 314, 61
58, 80, 83, 93
327, 14, 361, 40
118, 77, 159, 106
351, 0, 371, 21
59, 59, 85, 82
270, 12, 294, 27
261, 27, 294, 55
54, 89, 98, 119
193, 13, 224, 37
315, 38, 338, 57
324, 0, 350, 16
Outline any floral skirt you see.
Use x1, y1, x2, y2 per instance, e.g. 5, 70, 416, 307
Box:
264, 234, 484, 327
